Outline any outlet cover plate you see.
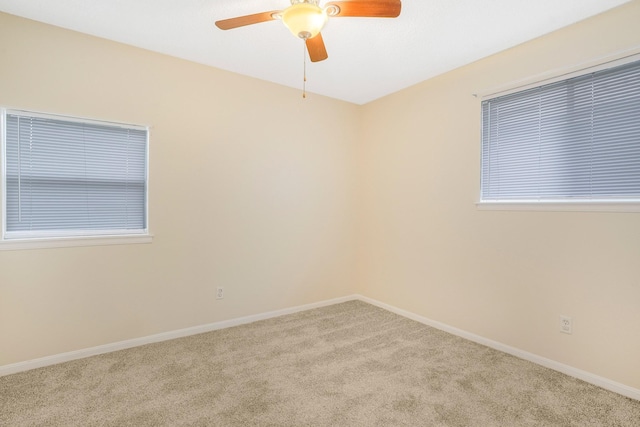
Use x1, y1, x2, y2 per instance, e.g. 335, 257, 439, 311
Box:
560, 315, 572, 334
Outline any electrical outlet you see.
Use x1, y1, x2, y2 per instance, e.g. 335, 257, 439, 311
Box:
216, 287, 224, 300
560, 315, 572, 334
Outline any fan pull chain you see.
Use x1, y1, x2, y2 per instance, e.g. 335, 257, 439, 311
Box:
302, 42, 307, 99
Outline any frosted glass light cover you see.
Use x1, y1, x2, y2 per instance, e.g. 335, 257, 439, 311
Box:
282, 3, 327, 39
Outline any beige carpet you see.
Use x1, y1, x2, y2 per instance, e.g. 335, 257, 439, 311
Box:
1, 300, 639, 426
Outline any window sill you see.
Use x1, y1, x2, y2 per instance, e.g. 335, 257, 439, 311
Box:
476, 201, 640, 213
0, 233, 154, 251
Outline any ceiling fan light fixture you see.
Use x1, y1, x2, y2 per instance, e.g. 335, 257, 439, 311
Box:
215, 0, 402, 63
282, 1, 328, 40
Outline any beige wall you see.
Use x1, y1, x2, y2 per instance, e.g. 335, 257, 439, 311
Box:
1, 2, 639, 393
358, 2, 640, 390
0, 13, 360, 365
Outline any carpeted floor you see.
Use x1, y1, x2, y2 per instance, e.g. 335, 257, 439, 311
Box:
1, 300, 639, 426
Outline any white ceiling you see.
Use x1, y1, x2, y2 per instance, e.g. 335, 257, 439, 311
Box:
0, 0, 631, 104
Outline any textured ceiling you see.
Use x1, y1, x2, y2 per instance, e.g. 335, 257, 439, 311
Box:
0, 0, 631, 104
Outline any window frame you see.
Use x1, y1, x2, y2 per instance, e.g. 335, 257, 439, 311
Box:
476, 52, 640, 213
0, 108, 153, 250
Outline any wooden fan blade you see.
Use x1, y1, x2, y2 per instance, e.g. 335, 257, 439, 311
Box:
215, 11, 281, 30
306, 33, 328, 62
326, 1, 401, 18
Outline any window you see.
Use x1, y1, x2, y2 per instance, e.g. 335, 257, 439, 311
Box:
1, 109, 150, 248
480, 59, 640, 210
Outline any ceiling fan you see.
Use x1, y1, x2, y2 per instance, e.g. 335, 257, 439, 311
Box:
215, 0, 402, 62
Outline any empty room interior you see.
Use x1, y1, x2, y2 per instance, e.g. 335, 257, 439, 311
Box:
1, 0, 640, 425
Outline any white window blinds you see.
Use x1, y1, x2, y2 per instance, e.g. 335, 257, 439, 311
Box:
3, 111, 148, 239
481, 59, 640, 202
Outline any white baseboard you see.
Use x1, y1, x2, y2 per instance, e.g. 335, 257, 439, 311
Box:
0, 294, 358, 377
2, 293, 638, 402
357, 294, 640, 402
